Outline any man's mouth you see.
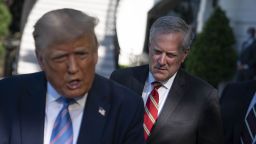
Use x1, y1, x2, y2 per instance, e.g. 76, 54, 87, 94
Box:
67, 80, 81, 90
155, 65, 167, 70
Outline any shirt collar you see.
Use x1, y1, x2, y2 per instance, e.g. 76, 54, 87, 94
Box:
47, 82, 60, 103
148, 72, 177, 90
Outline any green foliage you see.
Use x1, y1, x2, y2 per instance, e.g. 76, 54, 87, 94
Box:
185, 6, 237, 87
0, 0, 11, 37
0, 0, 11, 56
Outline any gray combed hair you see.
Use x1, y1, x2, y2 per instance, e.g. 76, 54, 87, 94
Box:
33, 8, 99, 50
149, 16, 194, 51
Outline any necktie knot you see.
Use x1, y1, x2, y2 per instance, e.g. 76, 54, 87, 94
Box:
151, 81, 161, 90
58, 97, 74, 107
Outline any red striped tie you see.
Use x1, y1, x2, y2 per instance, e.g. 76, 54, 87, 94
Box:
144, 82, 161, 140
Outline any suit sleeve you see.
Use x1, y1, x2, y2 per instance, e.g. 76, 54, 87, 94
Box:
122, 97, 145, 144
198, 89, 224, 144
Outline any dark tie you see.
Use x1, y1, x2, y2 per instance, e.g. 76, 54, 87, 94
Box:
50, 98, 73, 144
241, 103, 256, 144
143, 82, 161, 140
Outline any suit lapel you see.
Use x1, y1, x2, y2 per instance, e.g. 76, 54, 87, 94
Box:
148, 70, 186, 142
20, 72, 47, 144
77, 75, 110, 144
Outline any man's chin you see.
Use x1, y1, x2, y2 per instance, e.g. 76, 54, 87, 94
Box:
61, 90, 85, 98
153, 73, 167, 82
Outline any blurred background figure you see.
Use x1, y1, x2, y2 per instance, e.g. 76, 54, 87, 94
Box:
236, 27, 256, 81
220, 80, 256, 144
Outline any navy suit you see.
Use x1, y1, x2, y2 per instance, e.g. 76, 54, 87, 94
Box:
110, 65, 224, 144
0, 95, 9, 144
220, 80, 256, 144
0, 72, 145, 144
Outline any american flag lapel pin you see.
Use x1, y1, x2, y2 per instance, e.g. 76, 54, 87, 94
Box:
98, 106, 106, 116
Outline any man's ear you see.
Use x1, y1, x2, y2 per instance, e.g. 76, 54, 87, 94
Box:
181, 49, 190, 63
35, 49, 44, 70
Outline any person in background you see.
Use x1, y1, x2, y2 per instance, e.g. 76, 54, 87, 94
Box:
0, 8, 145, 144
236, 27, 256, 81
220, 80, 256, 144
110, 15, 223, 144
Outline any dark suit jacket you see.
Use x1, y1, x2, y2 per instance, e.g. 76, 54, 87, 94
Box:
0, 94, 9, 144
220, 80, 256, 144
110, 65, 224, 144
0, 72, 145, 144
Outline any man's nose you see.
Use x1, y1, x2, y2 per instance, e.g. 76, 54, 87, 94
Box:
67, 56, 79, 74
158, 53, 166, 64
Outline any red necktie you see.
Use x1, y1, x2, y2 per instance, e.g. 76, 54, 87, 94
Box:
144, 82, 161, 140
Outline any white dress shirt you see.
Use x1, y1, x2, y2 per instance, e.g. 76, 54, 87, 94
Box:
142, 72, 177, 114
44, 82, 87, 144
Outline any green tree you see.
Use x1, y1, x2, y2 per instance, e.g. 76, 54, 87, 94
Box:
185, 6, 237, 87
0, 0, 11, 55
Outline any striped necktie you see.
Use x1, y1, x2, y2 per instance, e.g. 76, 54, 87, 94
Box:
241, 103, 256, 144
50, 98, 73, 144
143, 81, 161, 140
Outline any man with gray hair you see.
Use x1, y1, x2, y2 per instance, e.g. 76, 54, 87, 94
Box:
110, 16, 223, 144
0, 8, 145, 144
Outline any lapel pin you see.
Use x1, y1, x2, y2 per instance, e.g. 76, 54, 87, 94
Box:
98, 106, 106, 116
